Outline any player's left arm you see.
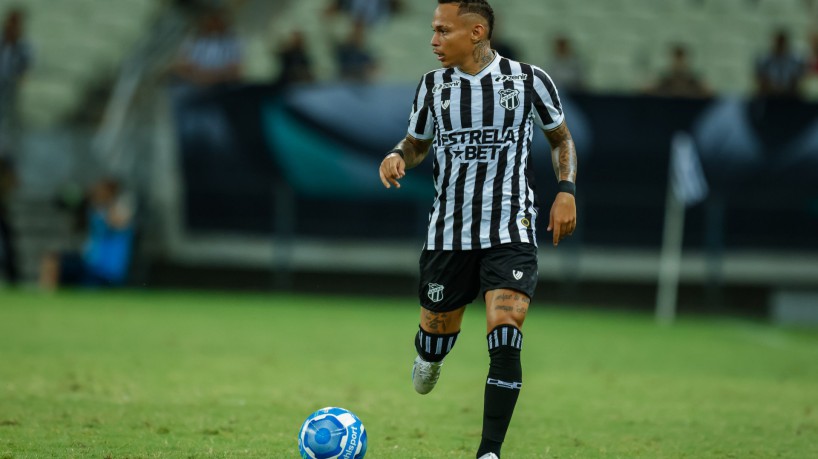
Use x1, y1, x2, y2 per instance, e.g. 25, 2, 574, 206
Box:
543, 121, 577, 247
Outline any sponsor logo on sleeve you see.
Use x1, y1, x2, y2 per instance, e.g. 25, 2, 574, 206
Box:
432, 80, 461, 94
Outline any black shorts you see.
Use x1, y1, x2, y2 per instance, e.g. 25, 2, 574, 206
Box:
418, 242, 538, 312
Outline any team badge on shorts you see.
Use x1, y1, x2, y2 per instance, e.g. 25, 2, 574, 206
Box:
512, 270, 524, 280
499, 88, 520, 111
427, 283, 445, 302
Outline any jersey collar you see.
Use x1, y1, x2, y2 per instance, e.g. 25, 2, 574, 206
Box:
454, 51, 501, 80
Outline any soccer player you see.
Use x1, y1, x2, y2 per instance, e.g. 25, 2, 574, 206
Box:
377, 1, 577, 458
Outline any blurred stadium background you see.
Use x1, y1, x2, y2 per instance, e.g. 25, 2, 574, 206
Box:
1, 0, 818, 457
1, 0, 816, 318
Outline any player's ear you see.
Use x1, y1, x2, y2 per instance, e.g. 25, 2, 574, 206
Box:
471, 22, 487, 43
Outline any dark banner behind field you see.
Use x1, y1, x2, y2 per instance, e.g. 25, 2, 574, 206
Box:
173, 83, 818, 250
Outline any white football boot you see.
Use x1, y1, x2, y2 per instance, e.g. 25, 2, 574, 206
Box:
478, 453, 499, 459
411, 355, 443, 394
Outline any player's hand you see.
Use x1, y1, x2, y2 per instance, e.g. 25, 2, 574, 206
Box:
547, 192, 576, 247
379, 153, 406, 189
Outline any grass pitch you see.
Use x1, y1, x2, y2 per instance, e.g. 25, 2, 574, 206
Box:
1, 289, 817, 458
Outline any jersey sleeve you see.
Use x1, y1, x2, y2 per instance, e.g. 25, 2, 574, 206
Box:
531, 66, 564, 131
407, 73, 435, 140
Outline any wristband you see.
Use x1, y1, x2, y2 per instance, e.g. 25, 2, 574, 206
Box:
386, 148, 405, 159
558, 180, 576, 196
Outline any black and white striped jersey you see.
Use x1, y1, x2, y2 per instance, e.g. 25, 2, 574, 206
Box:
408, 52, 564, 250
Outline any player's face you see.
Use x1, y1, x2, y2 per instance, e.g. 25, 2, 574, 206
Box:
431, 4, 474, 69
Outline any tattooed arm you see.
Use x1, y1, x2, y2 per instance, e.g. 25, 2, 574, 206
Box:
544, 121, 577, 183
379, 134, 433, 189
543, 121, 578, 246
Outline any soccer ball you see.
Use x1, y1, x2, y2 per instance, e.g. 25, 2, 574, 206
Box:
298, 407, 367, 459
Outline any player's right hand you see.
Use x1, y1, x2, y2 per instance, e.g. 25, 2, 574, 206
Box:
379, 153, 406, 189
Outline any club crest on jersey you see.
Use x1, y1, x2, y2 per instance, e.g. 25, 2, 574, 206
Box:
427, 283, 445, 302
499, 88, 520, 111
432, 80, 461, 94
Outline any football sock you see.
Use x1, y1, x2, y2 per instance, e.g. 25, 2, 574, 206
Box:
477, 325, 523, 459
414, 325, 459, 363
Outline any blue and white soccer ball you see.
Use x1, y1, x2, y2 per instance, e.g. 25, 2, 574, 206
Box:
298, 407, 367, 459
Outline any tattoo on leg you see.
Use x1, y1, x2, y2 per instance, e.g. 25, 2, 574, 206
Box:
491, 291, 531, 319
494, 293, 530, 303
424, 311, 448, 332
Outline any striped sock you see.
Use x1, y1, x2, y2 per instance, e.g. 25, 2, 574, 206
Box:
414, 326, 459, 363
478, 325, 523, 458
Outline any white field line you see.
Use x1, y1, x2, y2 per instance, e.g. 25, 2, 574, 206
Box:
723, 320, 818, 355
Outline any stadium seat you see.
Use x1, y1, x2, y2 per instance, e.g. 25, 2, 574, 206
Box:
1, 0, 159, 126
757, 0, 806, 16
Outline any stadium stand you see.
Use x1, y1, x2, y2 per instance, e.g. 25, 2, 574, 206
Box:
2, 0, 816, 295
0, 0, 815, 128
0, 0, 158, 126
253, 0, 818, 96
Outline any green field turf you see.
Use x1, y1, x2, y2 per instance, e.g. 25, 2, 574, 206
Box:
1, 289, 817, 459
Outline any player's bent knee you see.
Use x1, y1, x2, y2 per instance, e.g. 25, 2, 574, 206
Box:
485, 288, 530, 332
486, 304, 527, 333
487, 314, 525, 332
419, 306, 465, 334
